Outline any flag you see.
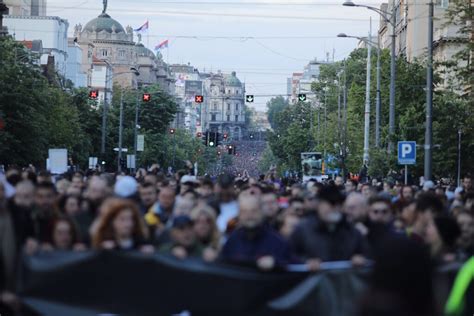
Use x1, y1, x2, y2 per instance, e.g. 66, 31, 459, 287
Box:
155, 39, 169, 51
134, 20, 149, 32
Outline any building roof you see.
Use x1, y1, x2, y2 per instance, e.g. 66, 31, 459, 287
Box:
135, 43, 156, 60
225, 71, 242, 87
83, 13, 125, 34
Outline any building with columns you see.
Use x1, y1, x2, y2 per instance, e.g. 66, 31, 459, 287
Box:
74, 1, 174, 94
202, 71, 246, 140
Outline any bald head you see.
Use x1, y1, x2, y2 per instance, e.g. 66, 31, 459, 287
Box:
343, 192, 368, 223
238, 195, 263, 229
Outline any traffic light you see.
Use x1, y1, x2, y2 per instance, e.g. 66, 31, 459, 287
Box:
119, 157, 126, 170
223, 133, 228, 141
142, 93, 151, 102
208, 132, 216, 147
249, 134, 254, 140
217, 150, 222, 156
195, 95, 204, 103
196, 132, 202, 138
89, 90, 99, 100
169, 128, 175, 135
298, 94, 307, 102
228, 144, 234, 155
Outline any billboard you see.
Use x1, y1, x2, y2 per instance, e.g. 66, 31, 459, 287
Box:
185, 80, 203, 95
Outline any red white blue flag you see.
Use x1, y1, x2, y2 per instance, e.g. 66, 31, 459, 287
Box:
134, 20, 149, 32
155, 39, 169, 51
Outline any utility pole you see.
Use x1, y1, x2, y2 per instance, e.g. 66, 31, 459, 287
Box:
424, 0, 434, 181
375, 39, 381, 148
388, 0, 397, 153
133, 88, 139, 173
117, 90, 124, 172
457, 129, 462, 187
323, 90, 327, 160
363, 20, 372, 164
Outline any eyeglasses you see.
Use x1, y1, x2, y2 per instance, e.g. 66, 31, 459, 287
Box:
371, 209, 390, 215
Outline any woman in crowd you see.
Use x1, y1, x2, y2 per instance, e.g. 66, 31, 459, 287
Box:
190, 204, 221, 249
91, 198, 152, 252
42, 216, 83, 251
59, 195, 82, 217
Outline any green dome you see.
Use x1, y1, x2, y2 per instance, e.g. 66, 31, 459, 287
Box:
136, 43, 156, 59
225, 71, 241, 87
83, 13, 125, 33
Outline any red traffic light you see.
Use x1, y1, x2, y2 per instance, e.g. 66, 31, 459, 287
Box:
169, 128, 175, 134
197, 132, 202, 138
89, 90, 99, 99
142, 93, 151, 102
223, 133, 228, 139
217, 151, 221, 156
195, 95, 204, 103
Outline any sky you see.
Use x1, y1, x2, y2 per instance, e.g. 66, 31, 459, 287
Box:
46, 0, 385, 111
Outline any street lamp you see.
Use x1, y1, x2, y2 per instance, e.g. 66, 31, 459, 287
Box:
343, 0, 397, 153
99, 66, 140, 173
338, 30, 382, 156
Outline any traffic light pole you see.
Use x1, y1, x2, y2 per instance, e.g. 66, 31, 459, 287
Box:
117, 90, 124, 173
133, 89, 139, 173
424, 0, 434, 181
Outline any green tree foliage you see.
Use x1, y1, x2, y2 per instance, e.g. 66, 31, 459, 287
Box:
0, 37, 101, 167
266, 96, 289, 130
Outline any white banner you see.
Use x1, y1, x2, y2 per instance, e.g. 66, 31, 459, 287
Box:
48, 149, 68, 174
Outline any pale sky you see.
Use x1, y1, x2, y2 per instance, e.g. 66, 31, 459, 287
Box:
46, 0, 384, 111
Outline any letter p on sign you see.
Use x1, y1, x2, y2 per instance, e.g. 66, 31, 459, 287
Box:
402, 144, 412, 157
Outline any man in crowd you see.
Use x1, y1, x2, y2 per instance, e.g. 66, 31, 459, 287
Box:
138, 182, 158, 214
290, 185, 369, 271
221, 194, 291, 270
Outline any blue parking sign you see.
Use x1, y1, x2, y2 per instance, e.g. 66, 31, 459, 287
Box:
398, 141, 416, 165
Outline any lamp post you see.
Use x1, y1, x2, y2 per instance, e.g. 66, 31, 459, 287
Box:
103, 67, 140, 173
343, 0, 397, 153
338, 27, 382, 167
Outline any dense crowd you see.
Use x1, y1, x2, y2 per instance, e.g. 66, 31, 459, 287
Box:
226, 140, 266, 176
0, 166, 473, 315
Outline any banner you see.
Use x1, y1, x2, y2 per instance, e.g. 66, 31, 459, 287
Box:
19, 252, 466, 316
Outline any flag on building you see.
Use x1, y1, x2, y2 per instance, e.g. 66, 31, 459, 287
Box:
155, 39, 169, 51
134, 20, 149, 32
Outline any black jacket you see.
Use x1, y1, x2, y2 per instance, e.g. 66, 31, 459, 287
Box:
290, 216, 370, 262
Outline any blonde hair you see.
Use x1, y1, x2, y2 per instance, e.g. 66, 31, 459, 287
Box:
190, 204, 221, 249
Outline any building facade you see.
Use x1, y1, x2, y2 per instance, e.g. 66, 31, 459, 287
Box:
202, 71, 246, 140
4, 0, 46, 16
4, 14, 68, 77
66, 38, 88, 87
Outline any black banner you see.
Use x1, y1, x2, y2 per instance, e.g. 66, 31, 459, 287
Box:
18, 252, 463, 316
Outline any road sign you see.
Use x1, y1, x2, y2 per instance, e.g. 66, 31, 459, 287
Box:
88, 157, 98, 169
142, 93, 151, 102
127, 155, 136, 169
398, 141, 416, 165
246, 95, 254, 103
137, 135, 145, 151
298, 94, 307, 102
195, 95, 204, 103
89, 90, 99, 100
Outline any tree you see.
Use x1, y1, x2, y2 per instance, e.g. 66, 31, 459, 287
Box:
266, 96, 289, 130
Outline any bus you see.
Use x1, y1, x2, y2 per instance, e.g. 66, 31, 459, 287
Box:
301, 152, 329, 182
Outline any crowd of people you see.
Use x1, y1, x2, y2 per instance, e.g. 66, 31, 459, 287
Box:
225, 140, 267, 177
0, 165, 473, 315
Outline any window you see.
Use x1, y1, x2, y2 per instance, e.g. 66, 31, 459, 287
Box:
235, 115, 239, 122
227, 103, 231, 111
235, 104, 239, 111
100, 49, 108, 57
437, 0, 449, 8
118, 49, 126, 58
227, 89, 231, 94
212, 103, 218, 111
211, 114, 216, 121
227, 115, 230, 121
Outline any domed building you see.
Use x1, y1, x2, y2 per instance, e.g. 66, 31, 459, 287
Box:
73, 1, 174, 100
202, 70, 246, 140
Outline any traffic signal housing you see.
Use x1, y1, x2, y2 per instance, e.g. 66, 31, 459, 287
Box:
89, 90, 99, 100
142, 93, 151, 102
169, 128, 176, 135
